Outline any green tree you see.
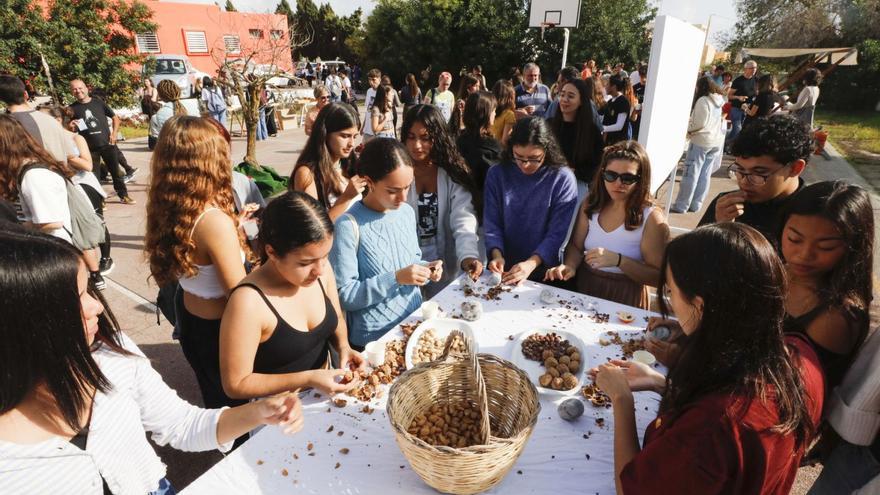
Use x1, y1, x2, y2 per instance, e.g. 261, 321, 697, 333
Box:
0, 0, 53, 100
225, 0, 237, 12
353, 0, 654, 88
41, 0, 156, 106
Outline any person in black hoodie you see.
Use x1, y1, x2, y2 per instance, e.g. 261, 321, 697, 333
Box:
456, 91, 502, 192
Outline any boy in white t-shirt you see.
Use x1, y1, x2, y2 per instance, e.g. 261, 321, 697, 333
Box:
361, 69, 382, 139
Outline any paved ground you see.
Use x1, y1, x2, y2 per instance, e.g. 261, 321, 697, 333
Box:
101, 117, 875, 491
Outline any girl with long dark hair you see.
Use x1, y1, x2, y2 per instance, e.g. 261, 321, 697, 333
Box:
291, 102, 366, 221
401, 73, 422, 116
370, 85, 396, 139
592, 223, 824, 494
330, 138, 442, 348
550, 78, 603, 186
546, 141, 668, 309
456, 91, 502, 191
778, 180, 873, 388
0, 227, 303, 494
449, 73, 480, 132
402, 104, 483, 296
484, 116, 578, 284
220, 191, 365, 399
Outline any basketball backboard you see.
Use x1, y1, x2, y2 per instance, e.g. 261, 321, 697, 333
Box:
529, 0, 581, 28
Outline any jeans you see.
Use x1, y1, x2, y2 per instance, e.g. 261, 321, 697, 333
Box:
808, 440, 880, 494
91, 145, 128, 197
256, 109, 268, 140
149, 477, 176, 495
209, 110, 228, 129
672, 143, 721, 212
726, 106, 745, 150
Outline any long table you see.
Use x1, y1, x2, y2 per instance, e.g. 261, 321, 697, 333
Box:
182, 276, 664, 494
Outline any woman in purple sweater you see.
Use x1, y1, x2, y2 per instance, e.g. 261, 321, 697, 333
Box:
484, 117, 578, 284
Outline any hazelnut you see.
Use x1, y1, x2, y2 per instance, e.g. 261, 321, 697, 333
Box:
557, 364, 570, 375
542, 349, 555, 360
552, 377, 564, 390
544, 357, 559, 368
548, 367, 560, 378
571, 352, 581, 362
539, 373, 553, 387
559, 355, 571, 366
569, 360, 580, 372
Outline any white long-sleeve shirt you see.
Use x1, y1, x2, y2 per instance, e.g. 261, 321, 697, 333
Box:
0, 335, 231, 494
827, 327, 880, 446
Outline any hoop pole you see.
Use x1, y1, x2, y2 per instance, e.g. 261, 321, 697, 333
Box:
561, 28, 570, 70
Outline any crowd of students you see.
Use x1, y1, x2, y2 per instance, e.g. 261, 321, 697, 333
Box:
0, 58, 876, 494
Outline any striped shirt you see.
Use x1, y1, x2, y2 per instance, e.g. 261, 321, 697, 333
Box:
0, 335, 232, 494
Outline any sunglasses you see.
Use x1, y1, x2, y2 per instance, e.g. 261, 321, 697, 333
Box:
602, 170, 640, 185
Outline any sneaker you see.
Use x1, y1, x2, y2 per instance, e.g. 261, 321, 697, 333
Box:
99, 257, 115, 276
123, 167, 139, 183
119, 195, 137, 205
91, 272, 107, 291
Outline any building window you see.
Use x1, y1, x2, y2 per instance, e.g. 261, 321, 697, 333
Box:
223, 34, 241, 54
136, 32, 161, 53
248, 29, 264, 39
183, 30, 208, 54
270, 29, 284, 40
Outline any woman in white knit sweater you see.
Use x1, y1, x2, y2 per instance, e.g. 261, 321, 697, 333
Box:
401, 104, 484, 297
0, 228, 303, 494
670, 76, 726, 214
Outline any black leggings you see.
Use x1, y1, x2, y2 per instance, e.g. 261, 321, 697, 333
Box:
79, 183, 111, 260
175, 288, 247, 409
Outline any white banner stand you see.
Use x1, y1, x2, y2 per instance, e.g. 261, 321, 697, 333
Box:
637, 15, 706, 211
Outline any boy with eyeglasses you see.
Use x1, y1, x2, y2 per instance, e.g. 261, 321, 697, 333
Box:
698, 115, 812, 241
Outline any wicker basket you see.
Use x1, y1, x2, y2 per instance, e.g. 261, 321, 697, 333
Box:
387, 330, 540, 494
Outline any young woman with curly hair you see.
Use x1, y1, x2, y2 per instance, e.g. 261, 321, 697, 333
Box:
402, 104, 483, 296
145, 115, 250, 409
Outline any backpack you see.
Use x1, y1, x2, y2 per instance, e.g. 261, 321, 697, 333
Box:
18, 164, 106, 250
205, 88, 227, 114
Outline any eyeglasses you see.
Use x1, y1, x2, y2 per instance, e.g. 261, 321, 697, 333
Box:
727, 163, 788, 186
513, 154, 545, 166
602, 170, 641, 185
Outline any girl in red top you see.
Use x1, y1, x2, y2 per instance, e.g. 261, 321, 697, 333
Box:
592, 223, 824, 494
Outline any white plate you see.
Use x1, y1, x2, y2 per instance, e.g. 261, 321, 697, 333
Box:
404, 318, 478, 369
510, 329, 588, 397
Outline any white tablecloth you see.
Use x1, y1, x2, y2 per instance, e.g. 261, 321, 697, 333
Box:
182, 277, 664, 495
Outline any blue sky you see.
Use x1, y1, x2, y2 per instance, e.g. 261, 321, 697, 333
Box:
172, 0, 737, 46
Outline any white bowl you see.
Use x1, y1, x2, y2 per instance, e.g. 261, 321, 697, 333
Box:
404, 318, 478, 369
509, 329, 588, 397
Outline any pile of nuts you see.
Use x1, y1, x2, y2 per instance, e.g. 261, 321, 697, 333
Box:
346, 339, 408, 402
412, 329, 466, 365
598, 332, 647, 358
538, 346, 582, 391
581, 383, 612, 408
521, 332, 571, 361
407, 401, 484, 448
463, 284, 512, 301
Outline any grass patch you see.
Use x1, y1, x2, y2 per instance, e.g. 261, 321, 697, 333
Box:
815, 110, 880, 165
120, 124, 149, 140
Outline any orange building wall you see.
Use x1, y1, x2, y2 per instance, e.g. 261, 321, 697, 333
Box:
142, 0, 293, 74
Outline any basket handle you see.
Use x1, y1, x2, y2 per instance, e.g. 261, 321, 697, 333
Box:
440, 330, 491, 444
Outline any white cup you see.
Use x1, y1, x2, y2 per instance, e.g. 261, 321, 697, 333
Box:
421, 301, 440, 319
365, 341, 385, 367
632, 350, 657, 366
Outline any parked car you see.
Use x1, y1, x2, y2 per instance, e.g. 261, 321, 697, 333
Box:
148, 54, 209, 99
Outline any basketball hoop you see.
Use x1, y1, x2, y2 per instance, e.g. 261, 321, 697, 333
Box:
540, 22, 556, 40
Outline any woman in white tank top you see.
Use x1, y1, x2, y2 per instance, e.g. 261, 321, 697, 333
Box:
145, 116, 250, 409
546, 141, 668, 309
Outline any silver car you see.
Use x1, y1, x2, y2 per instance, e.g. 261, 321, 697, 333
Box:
149, 55, 209, 99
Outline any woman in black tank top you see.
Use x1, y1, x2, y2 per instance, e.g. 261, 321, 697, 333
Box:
777, 181, 872, 390
220, 192, 366, 400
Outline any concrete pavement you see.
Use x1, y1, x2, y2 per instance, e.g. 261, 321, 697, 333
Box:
102, 123, 873, 491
